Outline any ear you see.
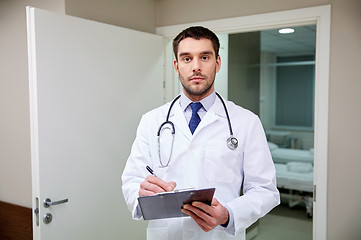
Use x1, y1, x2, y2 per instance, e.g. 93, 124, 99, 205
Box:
173, 59, 179, 74
215, 55, 221, 73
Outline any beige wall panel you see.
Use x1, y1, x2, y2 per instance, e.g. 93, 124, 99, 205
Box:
228, 32, 260, 115
327, 0, 361, 239
156, 0, 330, 26
65, 0, 157, 33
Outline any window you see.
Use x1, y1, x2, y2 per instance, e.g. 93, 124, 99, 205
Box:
275, 55, 315, 128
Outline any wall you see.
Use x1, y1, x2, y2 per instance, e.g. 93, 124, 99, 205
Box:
0, 0, 157, 208
156, 0, 331, 27
327, 0, 361, 239
64, 0, 157, 34
156, 0, 361, 239
0, 0, 65, 208
228, 32, 260, 116
260, 52, 277, 130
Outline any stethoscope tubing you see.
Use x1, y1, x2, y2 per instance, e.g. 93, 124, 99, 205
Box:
157, 95, 180, 137
215, 92, 234, 136
157, 92, 238, 167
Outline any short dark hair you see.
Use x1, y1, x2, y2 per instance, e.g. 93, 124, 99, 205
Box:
173, 26, 220, 60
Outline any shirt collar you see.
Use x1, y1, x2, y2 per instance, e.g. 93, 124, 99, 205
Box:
179, 91, 216, 112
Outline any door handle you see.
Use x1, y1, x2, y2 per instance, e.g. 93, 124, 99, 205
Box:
43, 198, 68, 208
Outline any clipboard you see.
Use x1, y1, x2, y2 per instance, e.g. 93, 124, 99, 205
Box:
138, 188, 215, 220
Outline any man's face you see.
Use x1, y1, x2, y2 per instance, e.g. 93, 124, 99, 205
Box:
174, 38, 221, 102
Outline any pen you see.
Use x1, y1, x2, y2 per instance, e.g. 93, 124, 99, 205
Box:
146, 165, 157, 177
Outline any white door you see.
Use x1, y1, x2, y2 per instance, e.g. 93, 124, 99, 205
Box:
27, 7, 163, 239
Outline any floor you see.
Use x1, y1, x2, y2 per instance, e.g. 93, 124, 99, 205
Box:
251, 203, 313, 240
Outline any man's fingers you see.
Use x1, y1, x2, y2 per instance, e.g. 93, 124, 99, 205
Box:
183, 204, 213, 223
139, 188, 157, 197
139, 180, 164, 196
146, 175, 175, 192
182, 198, 229, 232
192, 201, 212, 213
182, 209, 209, 231
211, 198, 220, 206
139, 176, 177, 197
181, 206, 213, 232
169, 181, 177, 189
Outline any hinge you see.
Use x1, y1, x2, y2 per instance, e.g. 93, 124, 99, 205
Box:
313, 185, 316, 202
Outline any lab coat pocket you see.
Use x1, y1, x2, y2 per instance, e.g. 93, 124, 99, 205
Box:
147, 228, 169, 240
204, 141, 239, 183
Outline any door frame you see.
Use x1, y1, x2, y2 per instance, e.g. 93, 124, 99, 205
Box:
156, 5, 331, 240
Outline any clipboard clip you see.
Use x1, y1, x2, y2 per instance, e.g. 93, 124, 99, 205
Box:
157, 187, 195, 195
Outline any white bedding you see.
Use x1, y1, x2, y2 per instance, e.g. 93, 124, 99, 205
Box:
275, 163, 314, 192
268, 142, 314, 164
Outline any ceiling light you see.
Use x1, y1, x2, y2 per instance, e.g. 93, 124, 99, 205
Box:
278, 28, 295, 34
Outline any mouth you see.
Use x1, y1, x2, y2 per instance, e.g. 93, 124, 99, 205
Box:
189, 75, 205, 82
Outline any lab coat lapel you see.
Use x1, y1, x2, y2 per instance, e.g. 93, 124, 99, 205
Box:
167, 96, 226, 139
194, 97, 226, 135
168, 101, 192, 141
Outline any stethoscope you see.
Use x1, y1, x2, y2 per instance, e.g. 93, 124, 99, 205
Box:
157, 92, 238, 168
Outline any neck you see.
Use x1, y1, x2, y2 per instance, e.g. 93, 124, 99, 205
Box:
183, 87, 214, 102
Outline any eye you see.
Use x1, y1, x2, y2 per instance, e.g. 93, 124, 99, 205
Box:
183, 57, 191, 62
202, 55, 209, 61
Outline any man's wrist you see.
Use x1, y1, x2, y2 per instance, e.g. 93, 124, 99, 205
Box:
221, 219, 229, 228
220, 209, 230, 228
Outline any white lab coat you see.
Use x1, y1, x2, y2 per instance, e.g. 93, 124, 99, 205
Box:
122, 96, 280, 240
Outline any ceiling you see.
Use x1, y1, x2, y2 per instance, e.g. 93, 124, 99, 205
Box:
260, 25, 316, 56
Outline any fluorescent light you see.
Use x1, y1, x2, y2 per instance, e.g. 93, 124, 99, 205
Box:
278, 28, 295, 34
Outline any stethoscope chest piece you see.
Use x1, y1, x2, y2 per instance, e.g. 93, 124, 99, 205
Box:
227, 136, 238, 150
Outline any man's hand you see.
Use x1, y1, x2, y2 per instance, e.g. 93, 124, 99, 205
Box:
181, 198, 229, 232
139, 175, 176, 197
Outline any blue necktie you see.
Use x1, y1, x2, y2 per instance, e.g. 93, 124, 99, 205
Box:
189, 102, 202, 134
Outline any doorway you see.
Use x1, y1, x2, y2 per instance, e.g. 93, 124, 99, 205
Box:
227, 25, 316, 239
157, 5, 330, 239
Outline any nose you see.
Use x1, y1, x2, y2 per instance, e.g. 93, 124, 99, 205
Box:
192, 58, 201, 72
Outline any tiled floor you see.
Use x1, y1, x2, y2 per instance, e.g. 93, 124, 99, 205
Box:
253, 203, 313, 240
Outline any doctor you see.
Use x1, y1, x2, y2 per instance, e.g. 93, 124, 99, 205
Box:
122, 26, 280, 240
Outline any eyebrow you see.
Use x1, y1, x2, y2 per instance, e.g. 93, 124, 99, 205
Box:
178, 51, 214, 58
200, 51, 214, 55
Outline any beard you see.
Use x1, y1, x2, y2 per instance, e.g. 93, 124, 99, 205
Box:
178, 68, 216, 98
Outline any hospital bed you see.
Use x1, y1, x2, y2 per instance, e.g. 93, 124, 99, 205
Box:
268, 142, 314, 217
268, 142, 314, 165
